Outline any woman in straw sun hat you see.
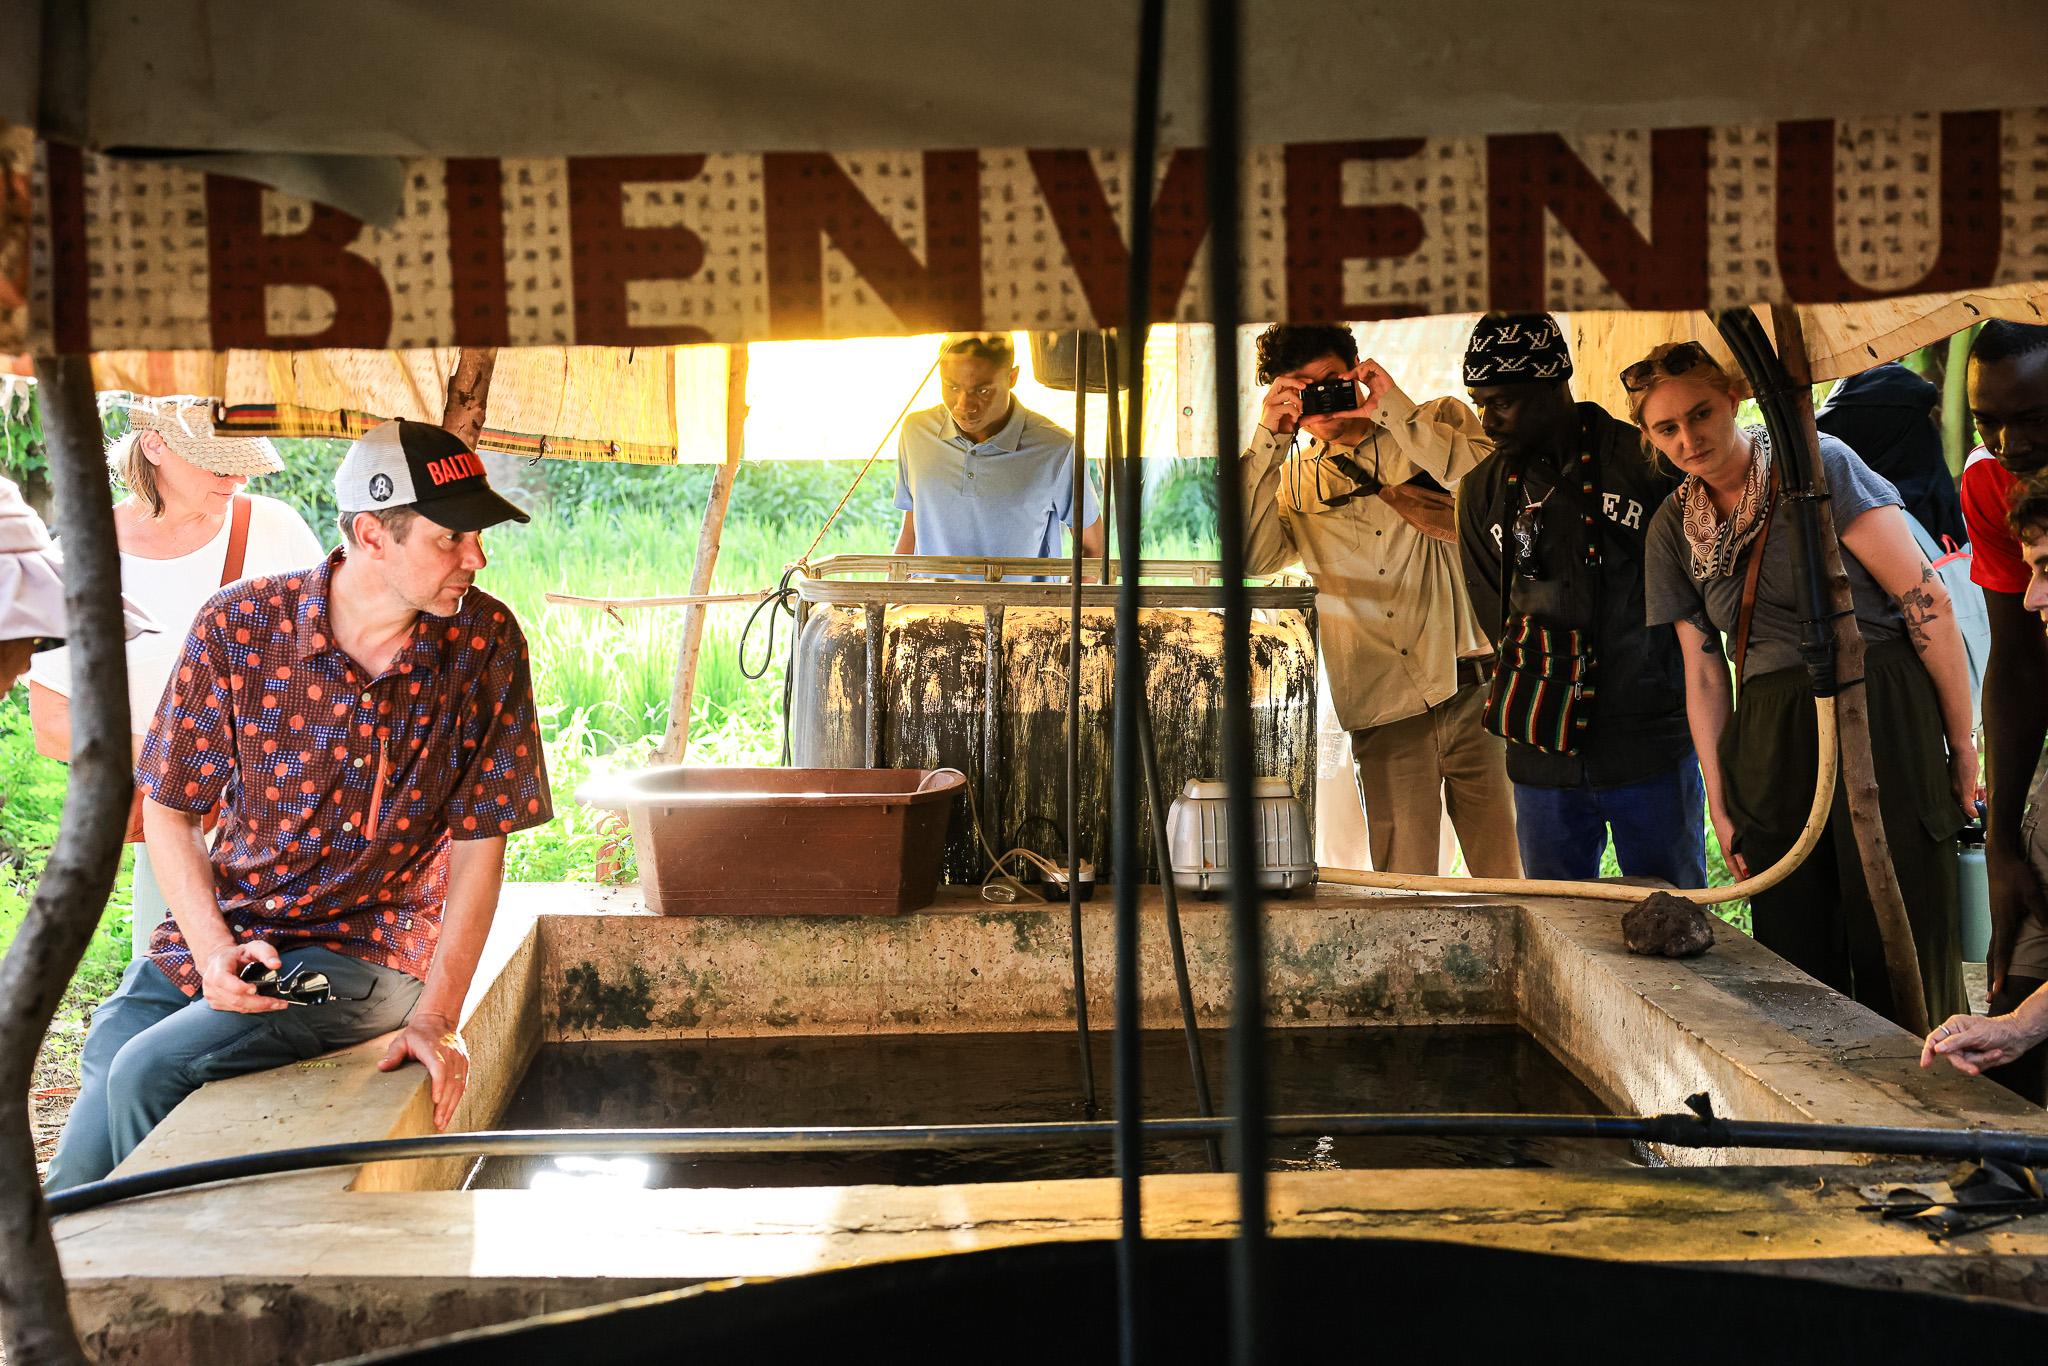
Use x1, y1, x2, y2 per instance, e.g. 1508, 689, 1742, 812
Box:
27, 396, 324, 959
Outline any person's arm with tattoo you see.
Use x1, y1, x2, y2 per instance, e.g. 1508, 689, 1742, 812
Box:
1842, 504, 1982, 818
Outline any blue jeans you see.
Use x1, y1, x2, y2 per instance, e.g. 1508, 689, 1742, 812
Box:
44, 946, 422, 1193
1513, 756, 1708, 887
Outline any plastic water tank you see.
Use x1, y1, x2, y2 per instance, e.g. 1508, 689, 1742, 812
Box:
786, 556, 1320, 885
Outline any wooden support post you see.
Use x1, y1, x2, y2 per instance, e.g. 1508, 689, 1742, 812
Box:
440, 347, 498, 447
657, 344, 749, 764
1773, 305, 1930, 1035
0, 355, 127, 1366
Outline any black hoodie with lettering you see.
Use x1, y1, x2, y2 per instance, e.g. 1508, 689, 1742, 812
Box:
1456, 401, 1691, 790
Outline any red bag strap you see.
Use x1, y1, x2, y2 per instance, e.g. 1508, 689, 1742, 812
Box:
221, 493, 252, 586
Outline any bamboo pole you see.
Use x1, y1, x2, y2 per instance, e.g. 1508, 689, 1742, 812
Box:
0, 355, 129, 1366
1774, 304, 1929, 1036
545, 589, 771, 613
657, 344, 749, 764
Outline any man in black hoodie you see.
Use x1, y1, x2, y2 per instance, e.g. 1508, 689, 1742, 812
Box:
1455, 313, 1701, 885
1815, 361, 1967, 548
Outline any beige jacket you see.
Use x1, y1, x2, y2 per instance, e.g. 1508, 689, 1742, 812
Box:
1239, 384, 1493, 732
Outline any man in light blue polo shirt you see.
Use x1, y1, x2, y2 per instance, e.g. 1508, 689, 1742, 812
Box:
894, 332, 1104, 563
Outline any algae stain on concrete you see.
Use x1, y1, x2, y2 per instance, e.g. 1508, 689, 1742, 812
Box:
1442, 942, 1489, 987
656, 962, 731, 1031
558, 962, 655, 1032
973, 909, 1044, 955
1336, 970, 1397, 1019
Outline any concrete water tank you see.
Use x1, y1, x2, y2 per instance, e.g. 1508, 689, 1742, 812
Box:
788, 555, 1319, 885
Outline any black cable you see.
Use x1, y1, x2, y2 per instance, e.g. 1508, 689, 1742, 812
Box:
1069, 334, 1098, 1114
1105, 320, 1146, 1366
1119, 3, 1169, 1359
1201, 0, 1263, 1360
738, 565, 801, 682
1136, 691, 1223, 1172
1109, 106, 1218, 1164
48, 1106, 2048, 1219
739, 564, 804, 765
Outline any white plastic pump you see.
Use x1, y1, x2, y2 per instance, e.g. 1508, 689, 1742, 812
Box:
1166, 777, 1318, 898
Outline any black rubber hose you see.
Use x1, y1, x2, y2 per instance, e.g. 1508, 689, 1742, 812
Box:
1069, 335, 1098, 1113
1135, 693, 1223, 1172
1714, 311, 1837, 697
47, 1108, 2048, 1219
1117, 3, 1169, 1357
1200, 0, 1263, 1360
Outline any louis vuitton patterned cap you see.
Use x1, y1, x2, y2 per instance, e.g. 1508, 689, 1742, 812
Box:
335, 420, 528, 533
1463, 313, 1573, 386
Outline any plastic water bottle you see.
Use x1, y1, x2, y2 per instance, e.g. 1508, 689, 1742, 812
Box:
1959, 818, 1991, 963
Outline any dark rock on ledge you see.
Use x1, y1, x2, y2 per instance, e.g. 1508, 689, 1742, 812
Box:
1623, 891, 1715, 958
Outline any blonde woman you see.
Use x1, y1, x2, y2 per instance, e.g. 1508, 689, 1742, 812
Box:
1631, 343, 1976, 1027
29, 398, 323, 958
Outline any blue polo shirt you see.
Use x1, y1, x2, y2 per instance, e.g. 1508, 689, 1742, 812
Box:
894, 401, 1100, 560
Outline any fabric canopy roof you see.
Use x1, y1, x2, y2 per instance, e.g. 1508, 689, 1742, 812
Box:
7, 0, 2044, 157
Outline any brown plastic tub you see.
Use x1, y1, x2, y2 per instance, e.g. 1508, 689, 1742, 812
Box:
576, 767, 965, 916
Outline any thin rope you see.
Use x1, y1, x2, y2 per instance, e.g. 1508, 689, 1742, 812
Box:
793, 357, 941, 572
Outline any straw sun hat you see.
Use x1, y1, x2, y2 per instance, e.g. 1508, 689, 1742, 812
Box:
121, 397, 283, 477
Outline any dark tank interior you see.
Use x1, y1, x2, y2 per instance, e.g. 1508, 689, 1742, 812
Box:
471, 1025, 1634, 1190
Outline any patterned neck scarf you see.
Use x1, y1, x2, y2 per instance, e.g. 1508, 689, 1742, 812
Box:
1679, 425, 1774, 581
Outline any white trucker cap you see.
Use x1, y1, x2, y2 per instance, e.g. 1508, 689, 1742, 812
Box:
334, 420, 528, 533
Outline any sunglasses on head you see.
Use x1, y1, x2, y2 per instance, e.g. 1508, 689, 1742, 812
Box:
1619, 342, 1711, 393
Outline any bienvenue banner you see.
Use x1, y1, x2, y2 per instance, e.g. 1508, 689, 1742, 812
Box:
11, 108, 2048, 354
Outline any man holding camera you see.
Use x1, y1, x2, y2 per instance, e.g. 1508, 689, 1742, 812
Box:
895, 332, 1104, 563
1240, 322, 1520, 878
45, 420, 551, 1193
1455, 312, 1699, 886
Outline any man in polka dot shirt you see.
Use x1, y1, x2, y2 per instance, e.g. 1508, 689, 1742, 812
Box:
46, 420, 552, 1193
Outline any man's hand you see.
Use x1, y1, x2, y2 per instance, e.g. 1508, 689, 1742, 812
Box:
1987, 842, 2048, 995
1259, 375, 1305, 435
1922, 1011, 2037, 1076
1331, 359, 1393, 422
379, 1011, 470, 1130
199, 940, 290, 1014
1376, 483, 1457, 543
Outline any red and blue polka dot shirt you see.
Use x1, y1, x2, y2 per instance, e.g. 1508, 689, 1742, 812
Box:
137, 549, 554, 996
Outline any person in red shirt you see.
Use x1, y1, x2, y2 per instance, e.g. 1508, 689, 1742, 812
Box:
1952, 319, 2048, 1102
46, 421, 552, 1193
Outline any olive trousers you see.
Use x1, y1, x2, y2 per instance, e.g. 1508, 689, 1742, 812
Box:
1721, 639, 1967, 1028
1349, 681, 1522, 879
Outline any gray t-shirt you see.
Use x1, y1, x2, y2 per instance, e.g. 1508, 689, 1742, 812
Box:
1645, 434, 1906, 683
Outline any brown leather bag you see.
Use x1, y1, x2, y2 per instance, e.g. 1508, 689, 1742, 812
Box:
30, 494, 251, 841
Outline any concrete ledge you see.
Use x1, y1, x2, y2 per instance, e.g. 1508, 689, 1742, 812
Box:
1513, 897, 2048, 1163
114, 888, 549, 1194
539, 886, 1520, 1039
